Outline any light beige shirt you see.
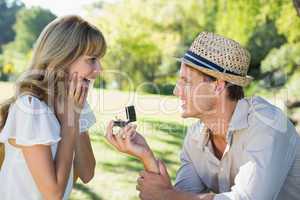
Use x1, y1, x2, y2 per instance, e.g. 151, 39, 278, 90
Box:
175, 96, 300, 200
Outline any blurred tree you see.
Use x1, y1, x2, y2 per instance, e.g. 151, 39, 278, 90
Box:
89, 0, 299, 95
93, 0, 219, 93
256, 0, 300, 85
276, 1, 300, 43
95, 0, 181, 91
12, 6, 56, 53
293, 0, 300, 16
215, 0, 288, 77
0, 0, 24, 52
247, 18, 286, 76
215, 0, 260, 46
260, 43, 300, 87
2, 7, 56, 75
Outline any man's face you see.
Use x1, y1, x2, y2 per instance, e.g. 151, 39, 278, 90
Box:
173, 63, 217, 118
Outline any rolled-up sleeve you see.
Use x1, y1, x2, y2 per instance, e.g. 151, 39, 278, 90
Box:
175, 129, 206, 194
214, 127, 297, 200
175, 148, 206, 193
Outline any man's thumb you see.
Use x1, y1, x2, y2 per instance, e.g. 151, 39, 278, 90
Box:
158, 159, 169, 178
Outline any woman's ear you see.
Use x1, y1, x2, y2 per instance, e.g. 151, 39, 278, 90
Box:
214, 80, 226, 95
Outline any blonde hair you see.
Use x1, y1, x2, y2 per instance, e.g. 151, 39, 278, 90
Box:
0, 15, 106, 131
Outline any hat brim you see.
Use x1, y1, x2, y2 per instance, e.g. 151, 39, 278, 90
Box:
176, 57, 253, 87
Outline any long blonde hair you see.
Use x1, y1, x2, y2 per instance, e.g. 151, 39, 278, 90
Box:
0, 15, 106, 131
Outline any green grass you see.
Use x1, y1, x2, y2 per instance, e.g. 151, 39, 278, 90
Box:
67, 88, 194, 200
0, 82, 194, 200
69, 88, 195, 200
70, 118, 188, 200
1, 81, 298, 200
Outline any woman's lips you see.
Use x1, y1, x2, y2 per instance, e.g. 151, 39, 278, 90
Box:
82, 78, 91, 89
83, 78, 96, 89
83, 78, 91, 84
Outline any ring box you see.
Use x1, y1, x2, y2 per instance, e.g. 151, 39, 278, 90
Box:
113, 106, 136, 127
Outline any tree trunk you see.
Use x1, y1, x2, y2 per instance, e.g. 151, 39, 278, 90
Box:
293, 0, 300, 16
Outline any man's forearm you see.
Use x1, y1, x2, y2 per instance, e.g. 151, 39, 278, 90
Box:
141, 151, 159, 173
164, 189, 215, 200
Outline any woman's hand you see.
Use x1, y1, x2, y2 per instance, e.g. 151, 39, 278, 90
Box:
55, 72, 89, 127
21, 72, 90, 200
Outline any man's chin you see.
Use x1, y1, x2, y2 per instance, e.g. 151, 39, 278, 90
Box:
180, 110, 200, 119
180, 111, 191, 118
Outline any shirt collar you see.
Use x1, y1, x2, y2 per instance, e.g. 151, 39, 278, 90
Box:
190, 121, 210, 148
190, 98, 250, 148
228, 98, 250, 131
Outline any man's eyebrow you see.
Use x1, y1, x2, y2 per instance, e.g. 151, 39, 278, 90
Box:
179, 76, 185, 80
180, 76, 189, 82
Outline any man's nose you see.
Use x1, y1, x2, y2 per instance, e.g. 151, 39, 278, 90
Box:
173, 85, 178, 96
173, 83, 182, 97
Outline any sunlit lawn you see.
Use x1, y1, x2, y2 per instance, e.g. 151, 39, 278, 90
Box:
0, 81, 195, 200
70, 118, 188, 200
2, 81, 298, 200
69, 87, 195, 200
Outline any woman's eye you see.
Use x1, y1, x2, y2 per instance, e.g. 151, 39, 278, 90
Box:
89, 57, 98, 63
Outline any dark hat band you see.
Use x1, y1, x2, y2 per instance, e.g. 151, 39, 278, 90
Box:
183, 50, 241, 76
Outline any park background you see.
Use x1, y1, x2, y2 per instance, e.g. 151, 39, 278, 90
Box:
0, 0, 300, 199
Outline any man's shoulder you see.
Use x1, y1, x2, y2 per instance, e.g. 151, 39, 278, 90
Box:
248, 96, 282, 116
247, 96, 291, 134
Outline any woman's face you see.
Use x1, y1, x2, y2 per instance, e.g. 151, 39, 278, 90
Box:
68, 55, 102, 87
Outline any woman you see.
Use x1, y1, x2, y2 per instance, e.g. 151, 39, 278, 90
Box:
0, 15, 106, 200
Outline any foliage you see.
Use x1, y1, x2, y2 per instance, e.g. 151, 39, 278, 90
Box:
1, 7, 56, 77
276, 1, 300, 43
260, 43, 300, 87
215, 0, 288, 76
12, 6, 56, 53
0, 0, 24, 52
89, 0, 298, 93
94, 0, 221, 91
1, 0, 300, 96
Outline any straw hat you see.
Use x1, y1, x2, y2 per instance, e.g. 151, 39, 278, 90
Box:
177, 32, 252, 86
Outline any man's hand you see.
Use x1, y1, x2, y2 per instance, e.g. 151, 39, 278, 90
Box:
106, 121, 159, 173
136, 160, 173, 200
136, 160, 215, 200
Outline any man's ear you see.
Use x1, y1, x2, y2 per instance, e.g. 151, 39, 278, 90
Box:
214, 80, 226, 95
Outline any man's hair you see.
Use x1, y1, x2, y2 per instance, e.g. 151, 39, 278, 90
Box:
202, 73, 244, 101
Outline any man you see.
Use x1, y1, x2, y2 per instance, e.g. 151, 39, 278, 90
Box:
106, 32, 300, 200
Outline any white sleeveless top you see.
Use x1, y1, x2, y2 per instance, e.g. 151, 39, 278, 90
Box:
0, 95, 96, 200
